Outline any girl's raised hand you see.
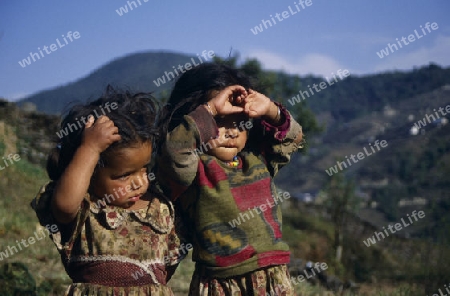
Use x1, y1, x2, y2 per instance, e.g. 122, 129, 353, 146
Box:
243, 89, 274, 118
206, 85, 247, 117
82, 115, 121, 155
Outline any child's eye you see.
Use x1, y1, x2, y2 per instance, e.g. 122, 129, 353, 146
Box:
114, 173, 130, 180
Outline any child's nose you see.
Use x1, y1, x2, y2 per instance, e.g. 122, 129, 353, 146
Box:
225, 127, 239, 139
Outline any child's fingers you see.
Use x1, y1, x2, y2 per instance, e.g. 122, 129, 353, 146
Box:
85, 115, 95, 128
234, 94, 245, 106
110, 132, 121, 143
227, 85, 247, 93
99, 125, 121, 147
103, 122, 120, 138
228, 105, 244, 113
95, 115, 111, 124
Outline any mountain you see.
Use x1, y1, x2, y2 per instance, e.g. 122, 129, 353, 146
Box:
18, 51, 207, 114
19, 50, 450, 120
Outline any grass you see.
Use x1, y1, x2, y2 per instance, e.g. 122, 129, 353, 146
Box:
0, 156, 70, 295
0, 141, 434, 294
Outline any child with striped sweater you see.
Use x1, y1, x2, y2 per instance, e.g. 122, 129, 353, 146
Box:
158, 63, 304, 295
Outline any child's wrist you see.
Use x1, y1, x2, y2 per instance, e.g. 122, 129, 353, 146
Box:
263, 102, 281, 124
79, 142, 102, 158
204, 102, 217, 117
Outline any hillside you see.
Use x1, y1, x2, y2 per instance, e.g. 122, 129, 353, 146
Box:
5, 56, 450, 294
0, 102, 381, 295
276, 85, 450, 237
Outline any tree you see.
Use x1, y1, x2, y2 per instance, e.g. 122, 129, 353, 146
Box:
323, 171, 358, 263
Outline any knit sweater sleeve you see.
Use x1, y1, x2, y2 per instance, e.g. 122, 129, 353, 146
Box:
157, 105, 218, 200
257, 103, 304, 176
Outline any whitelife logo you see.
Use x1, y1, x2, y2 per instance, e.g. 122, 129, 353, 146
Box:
325, 140, 388, 176
362, 210, 425, 247
0, 153, 21, 171
56, 102, 118, 139
250, 0, 313, 35
130, 243, 192, 280
152, 50, 215, 87
18, 31, 81, 68
288, 69, 350, 106
94, 172, 155, 209
413, 104, 450, 130
376, 22, 438, 59
0, 224, 58, 261
228, 190, 290, 228
115, 0, 149, 16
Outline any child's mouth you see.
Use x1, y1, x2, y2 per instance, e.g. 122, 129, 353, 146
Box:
222, 143, 236, 148
128, 194, 142, 202
221, 138, 237, 147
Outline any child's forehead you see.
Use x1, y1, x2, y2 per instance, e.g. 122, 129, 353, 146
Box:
104, 142, 152, 162
215, 113, 248, 125
208, 89, 222, 97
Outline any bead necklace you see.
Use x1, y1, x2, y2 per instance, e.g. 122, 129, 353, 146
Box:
225, 156, 239, 167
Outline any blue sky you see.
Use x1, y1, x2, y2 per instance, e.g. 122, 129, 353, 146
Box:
1, 0, 449, 101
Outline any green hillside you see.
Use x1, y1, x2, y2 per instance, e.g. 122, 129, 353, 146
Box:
5, 54, 450, 294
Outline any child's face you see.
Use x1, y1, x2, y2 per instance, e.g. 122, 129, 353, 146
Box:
206, 113, 248, 162
90, 141, 152, 209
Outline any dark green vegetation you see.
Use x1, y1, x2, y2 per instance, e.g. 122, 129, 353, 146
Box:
4, 53, 450, 294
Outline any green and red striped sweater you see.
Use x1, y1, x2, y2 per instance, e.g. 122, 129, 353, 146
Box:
158, 104, 303, 278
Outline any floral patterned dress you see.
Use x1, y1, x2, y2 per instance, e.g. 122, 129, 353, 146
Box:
31, 182, 183, 296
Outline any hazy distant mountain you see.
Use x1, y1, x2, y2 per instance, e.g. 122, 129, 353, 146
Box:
19, 49, 450, 126
18, 51, 204, 114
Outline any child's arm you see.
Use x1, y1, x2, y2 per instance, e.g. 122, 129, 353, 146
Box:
158, 85, 247, 199
244, 89, 304, 176
157, 107, 216, 199
51, 116, 120, 224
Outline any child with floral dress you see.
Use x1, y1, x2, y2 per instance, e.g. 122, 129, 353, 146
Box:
31, 87, 184, 295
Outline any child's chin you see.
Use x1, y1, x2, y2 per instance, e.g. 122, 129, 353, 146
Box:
208, 147, 238, 162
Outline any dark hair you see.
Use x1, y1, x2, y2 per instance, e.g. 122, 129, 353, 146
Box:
47, 86, 160, 181
161, 62, 254, 133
